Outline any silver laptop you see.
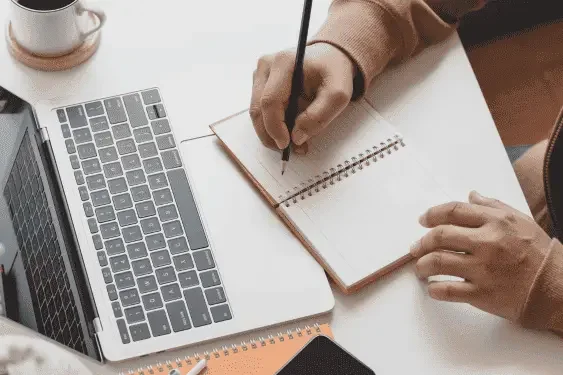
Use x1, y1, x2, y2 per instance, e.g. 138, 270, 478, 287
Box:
0, 85, 333, 362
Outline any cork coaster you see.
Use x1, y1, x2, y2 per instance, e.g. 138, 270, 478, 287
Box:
5, 21, 101, 71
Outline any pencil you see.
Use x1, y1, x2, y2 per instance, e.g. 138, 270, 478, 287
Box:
281, 0, 313, 175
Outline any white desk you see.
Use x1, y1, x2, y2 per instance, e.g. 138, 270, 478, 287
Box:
2, 1, 563, 374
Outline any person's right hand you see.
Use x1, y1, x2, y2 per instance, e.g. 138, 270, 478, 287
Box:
250, 43, 356, 154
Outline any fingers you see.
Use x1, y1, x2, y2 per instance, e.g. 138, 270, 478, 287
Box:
292, 73, 352, 145
427, 281, 478, 303
469, 191, 521, 215
410, 225, 477, 257
293, 142, 308, 155
415, 250, 474, 280
419, 201, 488, 228
250, 59, 276, 149
261, 52, 294, 149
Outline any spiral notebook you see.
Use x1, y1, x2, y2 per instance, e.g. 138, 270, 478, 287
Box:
211, 99, 450, 293
120, 323, 333, 375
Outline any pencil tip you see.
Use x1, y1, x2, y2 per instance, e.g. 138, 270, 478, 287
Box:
281, 161, 287, 175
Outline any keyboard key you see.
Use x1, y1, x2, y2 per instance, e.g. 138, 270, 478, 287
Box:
90, 116, 109, 132
156, 134, 175, 150
155, 104, 166, 118
133, 127, 153, 143
142, 89, 161, 105
141, 217, 161, 235
88, 218, 98, 233
161, 284, 182, 302
127, 242, 147, 259
210, 304, 232, 323
121, 154, 141, 171
178, 270, 199, 289
77, 143, 97, 159
161, 150, 182, 169
158, 204, 178, 222
61, 124, 72, 139
205, 287, 226, 305
117, 209, 137, 226
105, 238, 125, 255
95, 205, 115, 223
200, 270, 221, 288
154, 188, 173, 206
151, 250, 171, 268
85, 101, 104, 117
193, 250, 215, 271
100, 222, 120, 239
126, 169, 146, 186
74, 170, 85, 185
113, 193, 133, 210
103, 162, 123, 179
92, 234, 103, 250
151, 119, 171, 135
116, 319, 130, 343
94, 131, 113, 148
131, 185, 151, 202
132, 258, 152, 276
156, 266, 176, 285
119, 288, 140, 307
112, 302, 123, 318
183, 287, 211, 327
101, 267, 113, 284
148, 172, 167, 189
136, 201, 156, 218
99, 146, 118, 163
97, 251, 108, 266
66, 106, 88, 128
110, 254, 130, 273
65, 139, 76, 154
86, 174, 106, 191
144, 158, 164, 175
163, 220, 183, 238
130, 323, 151, 342
57, 109, 67, 123
169, 237, 189, 254
104, 97, 127, 124
147, 310, 171, 337
146, 105, 157, 120
123, 93, 149, 128
173, 254, 194, 271
125, 305, 145, 324
82, 158, 102, 175
69, 154, 80, 169
107, 284, 118, 301
139, 142, 158, 159
91, 189, 111, 207
73, 128, 92, 144
112, 123, 132, 140
146, 233, 166, 251
168, 169, 209, 249
116, 139, 136, 155
108, 177, 127, 194
115, 271, 135, 290
122, 225, 142, 243
138, 275, 158, 293
142, 293, 163, 311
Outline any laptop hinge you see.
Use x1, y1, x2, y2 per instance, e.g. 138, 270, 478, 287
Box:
39, 127, 50, 142
93, 317, 103, 333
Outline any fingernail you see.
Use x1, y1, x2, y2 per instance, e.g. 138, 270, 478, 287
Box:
275, 139, 287, 149
470, 190, 485, 202
409, 240, 421, 256
418, 212, 428, 226
293, 129, 309, 145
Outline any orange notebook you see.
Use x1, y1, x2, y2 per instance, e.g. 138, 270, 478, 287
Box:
120, 323, 333, 375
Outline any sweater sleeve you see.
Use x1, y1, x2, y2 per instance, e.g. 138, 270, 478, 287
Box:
308, 0, 482, 98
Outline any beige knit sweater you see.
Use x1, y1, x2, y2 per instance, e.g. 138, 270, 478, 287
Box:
309, 0, 563, 334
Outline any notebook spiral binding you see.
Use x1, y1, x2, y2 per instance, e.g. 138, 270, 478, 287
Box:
118, 324, 324, 375
280, 134, 406, 207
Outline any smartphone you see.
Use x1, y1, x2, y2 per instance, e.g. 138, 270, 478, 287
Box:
275, 335, 375, 375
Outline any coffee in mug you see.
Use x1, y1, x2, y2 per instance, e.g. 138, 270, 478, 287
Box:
9, 0, 106, 57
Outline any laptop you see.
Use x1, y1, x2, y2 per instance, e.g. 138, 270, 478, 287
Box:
0, 86, 334, 362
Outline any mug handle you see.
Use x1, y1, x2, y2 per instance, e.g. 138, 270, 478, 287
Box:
77, 5, 107, 40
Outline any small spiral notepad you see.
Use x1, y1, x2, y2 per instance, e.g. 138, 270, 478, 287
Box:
212, 99, 450, 293
120, 323, 333, 375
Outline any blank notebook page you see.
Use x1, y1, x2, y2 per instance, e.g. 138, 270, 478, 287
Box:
213, 99, 400, 204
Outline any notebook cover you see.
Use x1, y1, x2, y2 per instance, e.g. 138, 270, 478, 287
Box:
121, 324, 333, 375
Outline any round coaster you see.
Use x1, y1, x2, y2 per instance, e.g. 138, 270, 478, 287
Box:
5, 20, 101, 72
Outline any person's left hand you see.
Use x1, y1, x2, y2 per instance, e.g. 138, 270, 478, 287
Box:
410, 190, 552, 323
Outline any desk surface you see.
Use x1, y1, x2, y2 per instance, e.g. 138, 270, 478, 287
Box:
2, 0, 563, 374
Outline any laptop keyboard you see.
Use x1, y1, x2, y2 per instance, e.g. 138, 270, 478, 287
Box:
3, 132, 87, 354
56, 89, 231, 344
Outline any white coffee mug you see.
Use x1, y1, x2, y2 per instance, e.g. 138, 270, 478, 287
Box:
9, 0, 106, 57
